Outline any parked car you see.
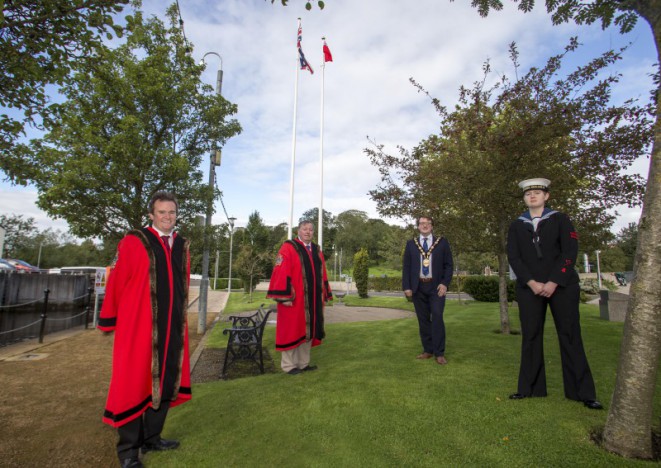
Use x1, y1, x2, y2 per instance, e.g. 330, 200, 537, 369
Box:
0, 259, 17, 271
4, 258, 40, 273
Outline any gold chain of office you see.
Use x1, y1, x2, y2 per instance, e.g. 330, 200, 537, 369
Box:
413, 237, 442, 267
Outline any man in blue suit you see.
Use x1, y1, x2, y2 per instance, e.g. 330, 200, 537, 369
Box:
402, 216, 454, 365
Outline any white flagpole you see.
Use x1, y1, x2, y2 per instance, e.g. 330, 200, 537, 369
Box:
318, 37, 326, 250
288, 19, 301, 240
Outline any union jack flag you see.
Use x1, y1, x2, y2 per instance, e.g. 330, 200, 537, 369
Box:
298, 23, 313, 74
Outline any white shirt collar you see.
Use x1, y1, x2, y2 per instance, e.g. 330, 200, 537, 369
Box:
151, 226, 174, 238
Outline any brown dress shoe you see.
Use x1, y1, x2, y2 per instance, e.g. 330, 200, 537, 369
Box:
416, 352, 433, 359
436, 356, 448, 365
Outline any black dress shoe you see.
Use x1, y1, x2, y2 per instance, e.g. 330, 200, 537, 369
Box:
302, 365, 318, 372
142, 438, 180, 453
121, 457, 143, 468
287, 368, 302, 375
583, 399, 604, 410
509, 393, 527, 400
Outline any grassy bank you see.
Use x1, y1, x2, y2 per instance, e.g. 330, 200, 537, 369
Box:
156, 299, 659, 467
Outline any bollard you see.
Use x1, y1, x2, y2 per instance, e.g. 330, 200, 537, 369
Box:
38, 288, 50, 344
84, 287, 93, 329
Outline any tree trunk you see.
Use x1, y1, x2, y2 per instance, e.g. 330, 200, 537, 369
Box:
497, 251, 511, 334
497, 221, 511, 334
602, 8, 661, 458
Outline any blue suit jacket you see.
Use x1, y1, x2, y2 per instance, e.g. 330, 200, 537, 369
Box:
402, 236, 454, 293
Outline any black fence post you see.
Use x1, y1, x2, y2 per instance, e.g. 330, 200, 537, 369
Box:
38, 288, 50, 344
84, 287, 93, 329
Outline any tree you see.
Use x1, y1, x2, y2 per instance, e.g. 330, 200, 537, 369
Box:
334, 210, 370, 267
11, 5, 241, 241
177, 221, 228, 276
0, 214, 38, 258
232, 211, 278, 290
616, 222, 638, 270
269, 0, 325, 11
367, 41, 650, 335
466, 0, 661, 458
455, 251, 499, 275
244, 211, 272, 252
374, 224, 409, 270
234, 244, 270, 301
599, 246, 628, 272
0, 213, 112, 267
268, 222, 288, 253
353, 247, 369, 298
1, 0, 130, 179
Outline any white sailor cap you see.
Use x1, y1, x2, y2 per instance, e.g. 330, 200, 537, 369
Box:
518, 178, 550, 192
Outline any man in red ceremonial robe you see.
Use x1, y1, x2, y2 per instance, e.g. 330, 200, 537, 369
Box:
267, 220, 332, 375
98, 191, 192, 468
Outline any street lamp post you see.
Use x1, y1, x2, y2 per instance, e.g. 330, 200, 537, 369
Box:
37, 242, 43, 268
332, 243, 337, 282
198, 51, 223, 335
0, 225, 5, 258
213, 249, 219, 290
595, 250, 602, 290
227, 217, 236, 293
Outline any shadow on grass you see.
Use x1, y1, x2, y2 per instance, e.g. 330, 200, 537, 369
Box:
191, 347, 277, 383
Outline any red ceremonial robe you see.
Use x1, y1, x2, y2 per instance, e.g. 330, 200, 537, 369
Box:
98, 227, 192, 428
266, 239, 332, 351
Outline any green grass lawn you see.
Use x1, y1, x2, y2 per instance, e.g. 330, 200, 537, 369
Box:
158, 298, 659, 467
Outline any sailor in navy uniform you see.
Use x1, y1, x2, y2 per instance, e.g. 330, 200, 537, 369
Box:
507, 178, 602, 410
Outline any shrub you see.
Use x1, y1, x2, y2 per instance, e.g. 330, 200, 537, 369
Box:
462, 276, 515, 302
353, 248, 370, 298
580, 278, 618, 294
367, 274, 466, 293
214, 278, 244, 290
369, 276, 401, 291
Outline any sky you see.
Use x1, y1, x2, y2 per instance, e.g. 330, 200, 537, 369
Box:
0, 0, 657, 237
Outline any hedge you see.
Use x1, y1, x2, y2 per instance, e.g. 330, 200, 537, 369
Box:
462, 276, 515, 302
368, 275, 463, 292
213, 278, 244, 290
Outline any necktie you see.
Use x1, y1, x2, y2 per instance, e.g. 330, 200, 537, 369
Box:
306, 244, 312, 253
161, 235, 170, 254
422, 237, 429, 276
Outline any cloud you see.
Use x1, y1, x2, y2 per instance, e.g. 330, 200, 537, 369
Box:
1, 0, 654, 235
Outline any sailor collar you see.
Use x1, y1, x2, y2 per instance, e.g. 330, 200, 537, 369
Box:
518, 207, 557, 226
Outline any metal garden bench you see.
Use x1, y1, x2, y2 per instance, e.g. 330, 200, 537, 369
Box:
221, 303, 274, 378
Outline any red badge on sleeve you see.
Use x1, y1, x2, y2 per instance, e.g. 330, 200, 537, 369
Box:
570, 231, 578, 240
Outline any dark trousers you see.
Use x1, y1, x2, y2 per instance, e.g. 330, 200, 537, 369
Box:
117, 402, 170, 461
516, 283, 596, 401
412, 281, 447, 356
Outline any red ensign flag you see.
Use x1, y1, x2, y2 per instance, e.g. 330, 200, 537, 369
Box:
323, 40, 333, 62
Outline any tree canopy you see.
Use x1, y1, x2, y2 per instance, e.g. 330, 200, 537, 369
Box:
269, 0, 325, 11
9, 5, 241, 240
367, 40, 652, 332
0, 0, 130, 179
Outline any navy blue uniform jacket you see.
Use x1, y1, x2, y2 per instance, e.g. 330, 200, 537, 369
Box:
402, 236, 454, 293
507, 210, 580, 288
